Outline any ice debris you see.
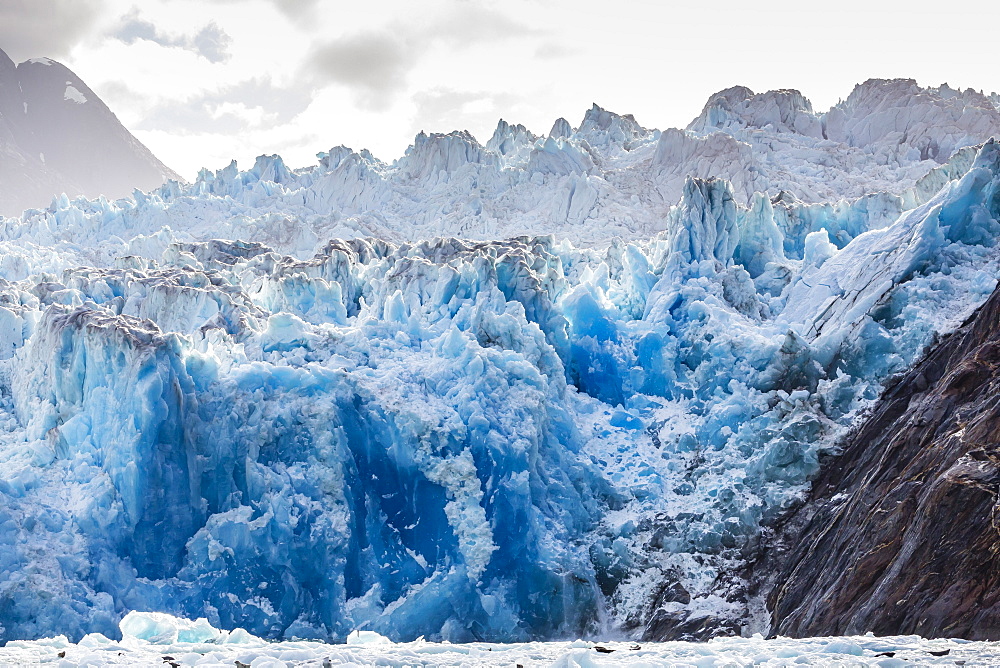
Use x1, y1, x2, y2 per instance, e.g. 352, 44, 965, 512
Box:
0, 617, 991, 667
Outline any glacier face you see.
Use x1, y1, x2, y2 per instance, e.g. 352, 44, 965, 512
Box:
2, 81, 1000, 643
2, 79, 999, 264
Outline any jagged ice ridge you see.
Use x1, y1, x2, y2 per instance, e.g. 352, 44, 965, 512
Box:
1, 80, 1000, 643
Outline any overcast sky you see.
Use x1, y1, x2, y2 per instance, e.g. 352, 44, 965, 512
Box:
1, 0, 995, 180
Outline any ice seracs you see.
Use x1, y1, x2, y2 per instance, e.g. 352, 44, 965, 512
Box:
652, 129, 763, 204
4, 77, 996, 255
2, 79, 1000, 645
825, 79, 1000, 161
486, 119, 538, 168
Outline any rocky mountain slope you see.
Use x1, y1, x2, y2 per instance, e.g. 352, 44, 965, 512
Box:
753, 277, 1000, 640
0, 47, 181, 217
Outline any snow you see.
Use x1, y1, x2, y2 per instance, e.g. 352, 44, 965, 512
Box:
63, 84, 86, 105
1, 80, 1000, 646
0, 612, 995, 666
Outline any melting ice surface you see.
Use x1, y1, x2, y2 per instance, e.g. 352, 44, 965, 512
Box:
3, 119, 1000, 644
1, 611, 997, 667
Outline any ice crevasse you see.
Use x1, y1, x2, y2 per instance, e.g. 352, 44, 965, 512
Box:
2, 139, 1000, 643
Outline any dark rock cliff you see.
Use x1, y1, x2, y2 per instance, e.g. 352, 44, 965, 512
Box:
755, 284, 1000, 639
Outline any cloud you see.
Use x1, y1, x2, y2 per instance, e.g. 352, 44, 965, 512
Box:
113, 9, 233, 63
190, 24, 231, 63
0, 0, 104, 62
271, 0, 318, 20
203, 78, 315, 122
534, 42, 576, 59
410, 87, 521, 140
308, 31, 411, 112
429, 3, 542, 47
206, 0, 318, 24
130, 77, 315, 133
306, 3, 542, 111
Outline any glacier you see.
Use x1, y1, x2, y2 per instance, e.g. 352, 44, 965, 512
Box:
2, 80, 1000, 644
2, 79, 999, 265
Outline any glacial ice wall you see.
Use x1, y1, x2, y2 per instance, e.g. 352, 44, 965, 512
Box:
2, 138, 1000, 643
1, 80, 998, 261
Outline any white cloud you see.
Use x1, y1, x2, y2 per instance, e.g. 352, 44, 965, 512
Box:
208, 0, 318, 24
0, 0, 105, 62
305, 2, 542, 111
113, 9, 233, 63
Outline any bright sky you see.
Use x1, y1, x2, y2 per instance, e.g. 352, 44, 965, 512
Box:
1, 0, 995, 180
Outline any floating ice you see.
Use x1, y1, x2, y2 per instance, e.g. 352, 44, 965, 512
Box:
0, 618, 993, 667
119, 611, 226, 645
345, 630, 391, 645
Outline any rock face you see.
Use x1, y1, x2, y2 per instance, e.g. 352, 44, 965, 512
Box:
0, 48, 180, 216
761, 283, 1000, 640
0, 49, 64, 217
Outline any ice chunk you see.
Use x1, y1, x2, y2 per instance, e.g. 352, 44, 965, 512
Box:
119, 611, 222, 644
345, 629, 391, 645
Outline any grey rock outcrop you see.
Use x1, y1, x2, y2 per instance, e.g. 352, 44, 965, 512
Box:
0, 47, 181, 217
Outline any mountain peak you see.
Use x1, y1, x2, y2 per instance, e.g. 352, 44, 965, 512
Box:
0, 47, 14, 73
0, 52, 181, 216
